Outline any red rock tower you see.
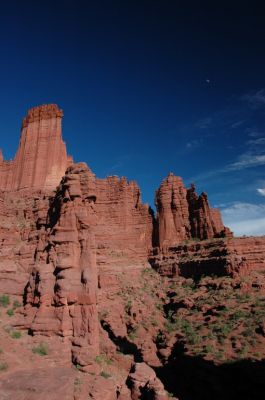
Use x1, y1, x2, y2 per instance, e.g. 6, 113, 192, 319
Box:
155, 173, 191, 248
155, 173, 230, 248
0, 104, 72, 191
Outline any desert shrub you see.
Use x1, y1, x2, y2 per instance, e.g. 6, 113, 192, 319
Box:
32, 342, 48, 356
11, 330, 21, 339
203, 344, 214, 354
6, 309, 14, 317
231, 310, 250, 320
0, 295, 10, 308
0, 362, 8, 371
94, 353, 113, 365
100, 371, 111, 379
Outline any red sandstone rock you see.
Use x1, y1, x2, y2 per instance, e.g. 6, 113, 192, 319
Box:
155, 175, 230, 249
155, 173, 191, 248
95, 176, 153, 265
1, 103, 265, 400
128, 362, 173, 400
0, 104, 72, 192
25, 163, 99, 370
187, 184, 225, 239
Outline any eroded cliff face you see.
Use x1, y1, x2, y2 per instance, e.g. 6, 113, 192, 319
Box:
95, 176, 153, 266
24, 163, 99, 370
0, 104, 72, 191
155, 174, 231, 249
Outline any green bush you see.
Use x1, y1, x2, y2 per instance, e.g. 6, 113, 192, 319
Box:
32, 342, 48, 356
0, 295, 10, 308
11, 330, 21, 339
94, 353, 113, 365
6, 309, 14, 317
100, 371, 111, 379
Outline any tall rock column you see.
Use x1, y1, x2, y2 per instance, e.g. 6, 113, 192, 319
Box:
155, 175, 231, 248
155, 173, 191, 248
0, 104, 72, 191
187, 184, 225, 239
25, 163, 99, 371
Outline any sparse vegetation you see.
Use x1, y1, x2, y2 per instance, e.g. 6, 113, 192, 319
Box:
32, 342, 48, 356
11, 330, 21, 339
0, 295, 10, 308
6, 308, 14, 317
94, 353, 113, 365
100, 371, 111, 379
74, 377, 82, 392
128, 327, 138, 341
13, 300, 21, 309
0, 362, 8, 371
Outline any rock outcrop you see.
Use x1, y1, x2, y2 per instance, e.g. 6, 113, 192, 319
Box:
0, 104, 72, 192
155, 174, 231, 248
95, 176, 153, 266
150, 236, 265, 278
155, 174, 190, 248
25, 163, 99, 370
128, 363, 171, 400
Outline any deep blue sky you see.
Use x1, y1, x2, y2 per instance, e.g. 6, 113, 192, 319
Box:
1, 0, 265, 235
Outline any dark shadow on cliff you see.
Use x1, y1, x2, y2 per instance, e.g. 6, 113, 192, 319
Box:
155, 341, 265, 400
100, 320, 143, 362
148, 206, 159, 248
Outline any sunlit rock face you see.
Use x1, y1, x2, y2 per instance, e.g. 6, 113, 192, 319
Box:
155, 174, 230, 249
0, 104, 72, 192
25, 163, 99, 371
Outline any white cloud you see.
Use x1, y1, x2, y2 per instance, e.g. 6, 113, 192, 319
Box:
231, 120, 244, 129
221, 202, 265, 236
226, 154, 265, 171
257, 188, 265, 197
242, 89, 265, 108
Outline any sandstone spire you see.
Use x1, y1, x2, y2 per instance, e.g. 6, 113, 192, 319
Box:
155, 174, 230, 248
0, 104, 72, 192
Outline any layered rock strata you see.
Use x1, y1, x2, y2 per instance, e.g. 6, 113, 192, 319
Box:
0, 104, 72, 191
150, 236, 265, 278
95, 176, 153, 266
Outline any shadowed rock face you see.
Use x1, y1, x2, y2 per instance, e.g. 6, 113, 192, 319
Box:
0, 104, 72, 191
